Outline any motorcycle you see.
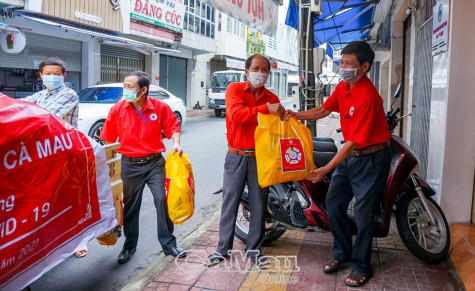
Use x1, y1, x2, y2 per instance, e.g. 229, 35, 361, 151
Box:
234, 83, 450, 263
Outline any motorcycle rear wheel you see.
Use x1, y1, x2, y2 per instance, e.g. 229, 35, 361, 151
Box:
395, 190, 450, 263
234, 202, 286, 246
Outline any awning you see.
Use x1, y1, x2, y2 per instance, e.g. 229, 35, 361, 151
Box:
286, 0, 376, 59
0, 21, 19, 32
21, 15, 181, 54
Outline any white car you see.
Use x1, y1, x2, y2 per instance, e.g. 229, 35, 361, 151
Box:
78, 83, 186, 144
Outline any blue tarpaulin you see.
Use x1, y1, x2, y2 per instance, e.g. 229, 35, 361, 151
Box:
285, 0, 376, 59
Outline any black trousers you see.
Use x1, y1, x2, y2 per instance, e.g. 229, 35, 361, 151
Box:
120, 155, 176, 251
326, 146, 391, 273
216, 151, 269, 258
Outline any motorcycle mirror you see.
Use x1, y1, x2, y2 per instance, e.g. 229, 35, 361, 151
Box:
391, 83, 403, 108
393, 83, 402, 99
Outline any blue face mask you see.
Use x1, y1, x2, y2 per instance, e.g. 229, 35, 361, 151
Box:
123, 88, 141, 103
42, 75, 64, 90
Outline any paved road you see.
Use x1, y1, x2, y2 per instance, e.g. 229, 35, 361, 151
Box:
31, 114, 227, 291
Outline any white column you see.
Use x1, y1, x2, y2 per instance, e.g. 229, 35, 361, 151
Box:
81, 38, 100, 89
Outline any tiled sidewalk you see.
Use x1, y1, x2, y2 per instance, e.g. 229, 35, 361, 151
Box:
143, 113, 464, 290
144, 218, 462, 290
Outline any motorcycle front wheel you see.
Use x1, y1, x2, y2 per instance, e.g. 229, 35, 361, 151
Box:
395, 190, 450, 263
234, 202, 287, 246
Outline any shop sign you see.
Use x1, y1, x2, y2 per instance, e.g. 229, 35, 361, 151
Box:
225, 57, 245, 70
205, 0, 278, 35
432, 0, 449, 56
130, 0, 185, 33
75, 11, 102, 24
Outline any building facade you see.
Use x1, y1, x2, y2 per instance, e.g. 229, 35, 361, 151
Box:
373, 0, 475, 224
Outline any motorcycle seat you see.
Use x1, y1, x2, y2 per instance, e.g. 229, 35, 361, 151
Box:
313, 137, 335, 143
313, 141, 338, 153
313, 151, 336, 168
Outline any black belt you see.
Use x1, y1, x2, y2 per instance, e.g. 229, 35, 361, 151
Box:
351, 142, 389, 157
122, 153, 161, 164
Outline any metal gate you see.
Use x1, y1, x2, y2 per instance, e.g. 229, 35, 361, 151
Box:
410, 18, 433, 179
100, 45, 145, 83
159, 55, 187, 105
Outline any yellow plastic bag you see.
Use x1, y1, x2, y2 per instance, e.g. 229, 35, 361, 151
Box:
165, 152, 195, 225
255, 113, 316, 187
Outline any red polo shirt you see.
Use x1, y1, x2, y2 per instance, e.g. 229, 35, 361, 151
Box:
100, 97, 180, 157
322, 76, 390, 149
226, 82, 280, 149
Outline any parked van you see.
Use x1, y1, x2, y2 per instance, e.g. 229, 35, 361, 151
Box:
208, 70, 246, 116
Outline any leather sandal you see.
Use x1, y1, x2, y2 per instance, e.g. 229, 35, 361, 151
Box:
322, 259, 346, 273
344, 270, 374, 287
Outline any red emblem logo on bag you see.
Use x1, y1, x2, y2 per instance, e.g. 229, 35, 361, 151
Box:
280, 138, 306, 172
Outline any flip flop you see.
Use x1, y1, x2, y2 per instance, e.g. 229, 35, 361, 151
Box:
344, 270, 374, 287
322, 259, 346, 273
74, 246, 88, 258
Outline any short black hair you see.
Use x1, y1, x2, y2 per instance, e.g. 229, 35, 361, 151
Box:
39, 57, 67, 74
245, 54, 271, 71
125, 71, 150, 95
341, 41, 375, 70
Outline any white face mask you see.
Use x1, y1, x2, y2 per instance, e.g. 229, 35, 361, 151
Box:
339, 66, 362, 84
248, 71, 268, 88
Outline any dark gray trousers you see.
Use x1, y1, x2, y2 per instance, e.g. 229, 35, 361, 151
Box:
326, 147, 391, 273
217, 151, 269, 258
120, 155, 176, 251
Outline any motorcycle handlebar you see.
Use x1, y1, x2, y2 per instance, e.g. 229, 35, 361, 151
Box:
388, 107, 401, 119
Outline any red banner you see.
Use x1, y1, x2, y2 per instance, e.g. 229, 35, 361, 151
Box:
280, 138, 306, 172
0, 97, 115, 289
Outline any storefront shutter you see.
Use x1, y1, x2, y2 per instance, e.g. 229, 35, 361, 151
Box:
0, 31, 82, 71
101, 45, 145, 60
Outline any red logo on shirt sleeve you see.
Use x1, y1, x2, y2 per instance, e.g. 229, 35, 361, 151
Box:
280, 138, 306, 172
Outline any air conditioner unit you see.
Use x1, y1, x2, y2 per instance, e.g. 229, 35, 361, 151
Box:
311, 0, 322, 14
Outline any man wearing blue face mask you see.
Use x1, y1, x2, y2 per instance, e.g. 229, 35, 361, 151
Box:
23, 57, 79, 129
100, 71, 186, 264
285, 41, 391, 287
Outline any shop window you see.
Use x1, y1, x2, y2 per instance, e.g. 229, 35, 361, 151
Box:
227, 16, 233, 33
195, 16, 200, 33
184, 12, 188, 30
201, 3, 206, 18
206, 5, 211, 20
188, 15, 194, 32
211, 24, 215, 38
201, 19, 205, 36
234, 19, 239, 35
206, 22, 210, 37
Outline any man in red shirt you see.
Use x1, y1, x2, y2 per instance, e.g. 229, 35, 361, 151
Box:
205, 54, 285, 268
285, 41, 391, 287
100, 71, 186, 264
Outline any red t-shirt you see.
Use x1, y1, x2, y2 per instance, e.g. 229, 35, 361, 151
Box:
100, 97, 180, 157
322, 76, 390, 149
225, 82, 280, 149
